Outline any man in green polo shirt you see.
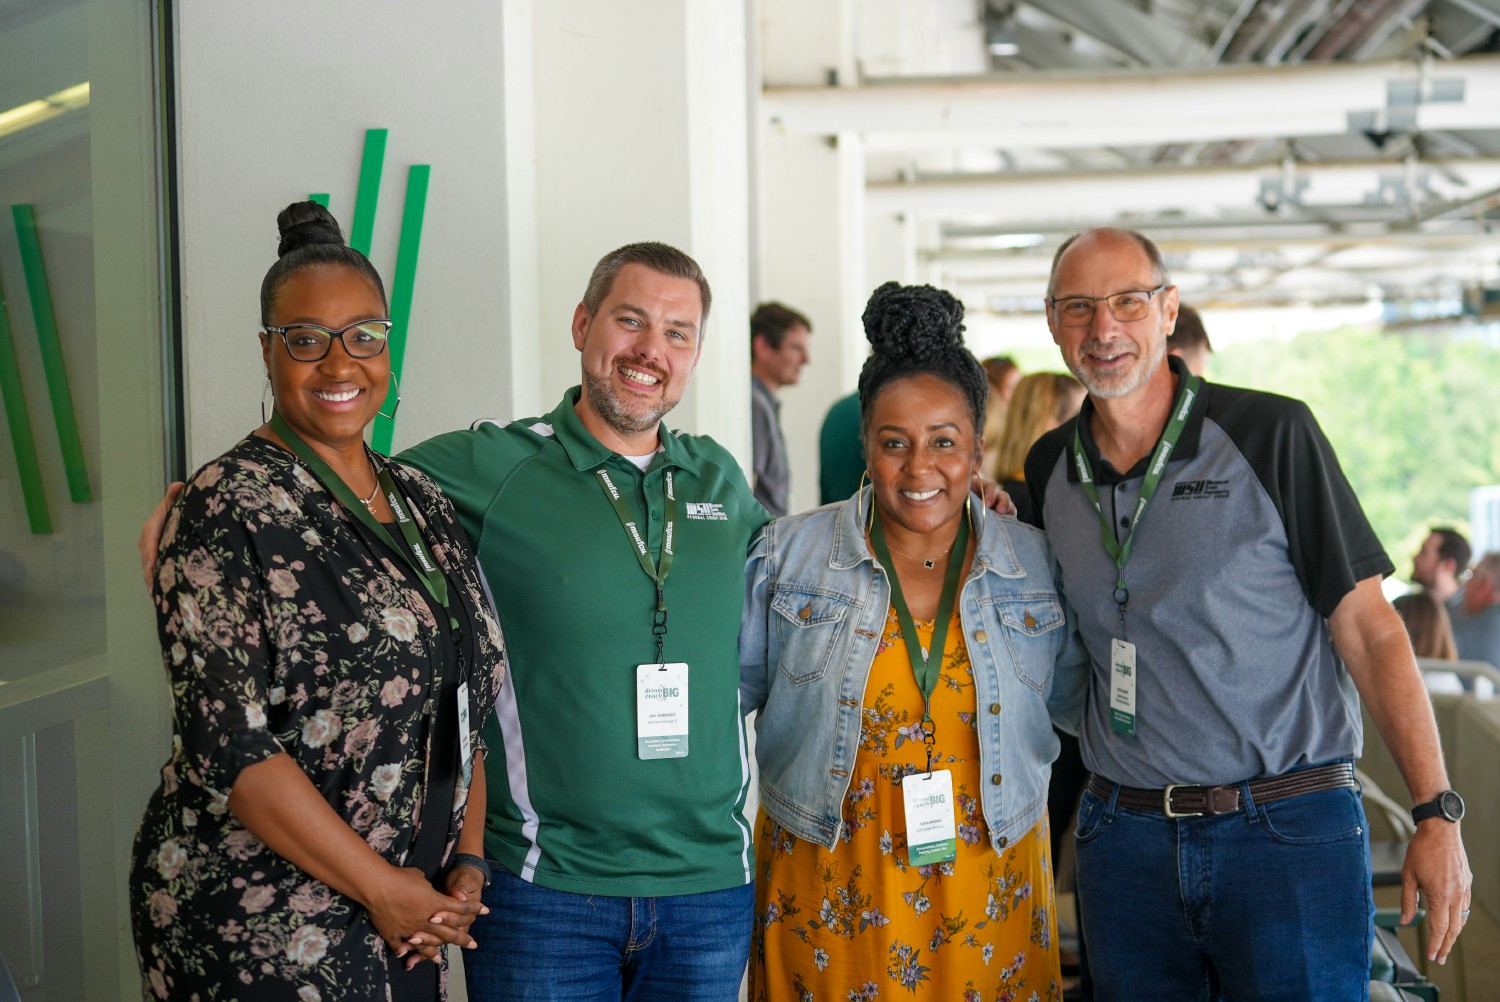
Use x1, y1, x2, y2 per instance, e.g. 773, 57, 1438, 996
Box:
399, 242, 768, 1001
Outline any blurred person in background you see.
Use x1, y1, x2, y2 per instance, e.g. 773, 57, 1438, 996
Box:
1452, 551, 1500, 671
1394, 592, 1459, 661
990, 372, 1085, 525
1412, 527, 1471, 612
980, 356, 1021, 478
750, 302, 813, 516
1165, 304, 1211, 376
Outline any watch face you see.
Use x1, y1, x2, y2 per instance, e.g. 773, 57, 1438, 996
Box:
1439, 790, 1466, 821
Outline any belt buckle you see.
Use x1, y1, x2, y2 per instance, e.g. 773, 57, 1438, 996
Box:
1163, 784, 1202, 819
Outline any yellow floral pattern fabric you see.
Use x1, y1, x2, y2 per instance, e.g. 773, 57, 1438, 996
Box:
751, 606, 1061, 1002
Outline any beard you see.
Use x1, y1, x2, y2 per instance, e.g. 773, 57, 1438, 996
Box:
580, 360, 680, 438
1067, 332, 1167, 400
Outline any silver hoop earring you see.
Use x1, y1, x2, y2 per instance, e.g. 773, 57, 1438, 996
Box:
378, 370, 401, 420
260, 376, 273, 423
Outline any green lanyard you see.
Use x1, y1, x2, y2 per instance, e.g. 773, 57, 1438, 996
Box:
593, 465, 678, 663
1070, 374, 1200, 615
868, 506, 970, 774
268, 412, 454, 630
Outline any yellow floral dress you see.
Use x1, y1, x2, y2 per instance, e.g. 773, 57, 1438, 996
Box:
751, 606, 1061, 1002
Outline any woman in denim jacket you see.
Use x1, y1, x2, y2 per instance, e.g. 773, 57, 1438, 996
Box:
740, 282, 1088, 1001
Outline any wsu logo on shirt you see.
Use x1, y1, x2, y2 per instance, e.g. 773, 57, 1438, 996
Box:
1170, 479, 1231, 501
685, 501, 728, 521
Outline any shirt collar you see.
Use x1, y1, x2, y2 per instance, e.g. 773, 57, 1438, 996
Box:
545, 387, 701, 476
1068, 353, 1207, 484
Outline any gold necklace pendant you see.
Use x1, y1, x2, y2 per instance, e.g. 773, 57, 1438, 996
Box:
358, 458, 381, 513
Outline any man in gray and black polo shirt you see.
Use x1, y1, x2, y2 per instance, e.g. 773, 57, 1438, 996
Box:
1025, 226, 1471, 999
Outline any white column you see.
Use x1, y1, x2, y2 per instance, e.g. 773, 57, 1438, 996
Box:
758, 0, 868, 512
528, 0, 753, 460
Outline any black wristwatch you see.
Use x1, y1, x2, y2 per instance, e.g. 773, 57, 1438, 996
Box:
1411, 790, 1465, 825
451, 852, 493, 888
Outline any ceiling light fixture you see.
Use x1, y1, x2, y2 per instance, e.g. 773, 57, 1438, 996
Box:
0, 82, 90, 141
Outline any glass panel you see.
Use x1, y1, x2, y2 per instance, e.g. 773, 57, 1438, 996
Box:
0, 0, 103, 679
0, 2, 170, 999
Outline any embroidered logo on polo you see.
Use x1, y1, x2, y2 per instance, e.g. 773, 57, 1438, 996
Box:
1170, 479, 1231, 500
684, 502, 728, 521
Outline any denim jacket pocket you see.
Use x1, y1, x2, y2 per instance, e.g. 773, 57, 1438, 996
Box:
771, 588, 855, 684
993, 596, 1065, 693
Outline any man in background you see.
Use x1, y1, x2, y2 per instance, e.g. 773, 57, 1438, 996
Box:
1166, 303, 1212, 375
749, 302, 812, 516
1453, 551, 1500, 670
1413, 526, 1471, 611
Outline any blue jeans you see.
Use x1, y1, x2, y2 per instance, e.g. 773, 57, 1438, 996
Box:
1074, 782, 1373, 1001
463, 862, 753, 1001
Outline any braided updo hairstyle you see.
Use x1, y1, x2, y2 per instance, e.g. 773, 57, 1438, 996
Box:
258, 201, 387, 324
856, 282, 989, 451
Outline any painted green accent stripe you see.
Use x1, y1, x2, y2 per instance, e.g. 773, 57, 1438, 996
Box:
0, 272, 53, 533
349, 129, 388, 256
309, 193, 330, 208
11, 204, 90, 503
371, 164, 430, 456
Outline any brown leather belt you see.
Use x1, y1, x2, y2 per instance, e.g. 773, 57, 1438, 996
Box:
1087, 762, 1357, 818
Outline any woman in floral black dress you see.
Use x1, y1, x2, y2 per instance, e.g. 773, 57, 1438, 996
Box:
130, 202, 507, 1001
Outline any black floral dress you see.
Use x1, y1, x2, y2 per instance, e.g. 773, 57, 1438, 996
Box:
130, 435, 507, 1002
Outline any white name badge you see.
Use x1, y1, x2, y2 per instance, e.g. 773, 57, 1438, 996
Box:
457, 681, 474, 783
1109, 638, 1137, 737
636, 662, 690, 760
901, 769, 957, 866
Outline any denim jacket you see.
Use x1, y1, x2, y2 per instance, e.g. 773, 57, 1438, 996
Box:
740, 488, 1089, 853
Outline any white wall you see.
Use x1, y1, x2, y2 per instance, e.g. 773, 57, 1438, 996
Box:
174, 1, 523, 463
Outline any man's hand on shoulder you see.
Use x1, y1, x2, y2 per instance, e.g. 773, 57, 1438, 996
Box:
972, 473, 1016, 518
139, 482, 183, 587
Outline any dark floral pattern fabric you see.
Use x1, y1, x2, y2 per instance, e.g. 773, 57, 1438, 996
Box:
130, 435, 506, 1001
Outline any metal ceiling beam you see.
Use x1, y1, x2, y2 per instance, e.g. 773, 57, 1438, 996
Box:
866, 157, 1500, 217
763, 56, 1500, 153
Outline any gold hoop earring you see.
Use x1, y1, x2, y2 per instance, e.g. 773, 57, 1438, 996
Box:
260, 376, 273, 424
377, 371, 401, 420
857, 469, 874, 535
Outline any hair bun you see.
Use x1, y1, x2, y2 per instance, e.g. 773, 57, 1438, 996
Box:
275, 201, 346, 258
861, 281, 966, 361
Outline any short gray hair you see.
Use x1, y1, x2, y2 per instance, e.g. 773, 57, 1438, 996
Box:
581, 242, 713, 329
1047, 227, 1171, 299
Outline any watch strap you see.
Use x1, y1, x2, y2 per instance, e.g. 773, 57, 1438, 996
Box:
451, 852, 492, 888
1410, 790, 1463, 824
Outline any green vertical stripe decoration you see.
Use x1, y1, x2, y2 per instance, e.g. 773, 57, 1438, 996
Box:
309, 193, 330, 208
11, 204, 90, 503
371, 164, 430, 456
0, 273, 52, 533
349, 129, 388, 256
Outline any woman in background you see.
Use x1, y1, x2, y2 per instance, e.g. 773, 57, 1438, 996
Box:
989, 372, 1084, 525
130, 202, 507, 1001
1394, 591, 1459, 660
979, 356, 1021, 478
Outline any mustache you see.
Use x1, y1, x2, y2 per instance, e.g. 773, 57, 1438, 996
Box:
1079, 339, 1138, 356
613, 355, 668, 380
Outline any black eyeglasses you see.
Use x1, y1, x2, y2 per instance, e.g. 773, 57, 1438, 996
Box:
263, 320, 393, 361
1048, 286, 1170, 327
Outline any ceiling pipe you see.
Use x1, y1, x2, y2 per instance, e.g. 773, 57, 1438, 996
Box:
1306, 0, 1408, 61
1260, 0, 1336, 63
1346, 0, 1432, 59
